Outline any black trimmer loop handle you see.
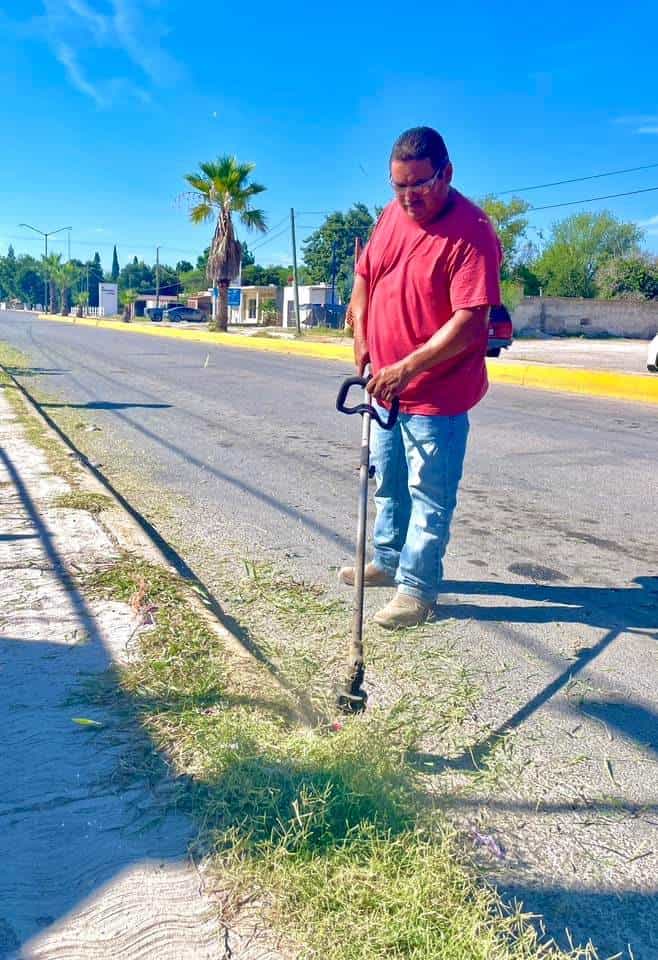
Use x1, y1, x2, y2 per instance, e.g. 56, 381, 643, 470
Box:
336, 375, 400, 430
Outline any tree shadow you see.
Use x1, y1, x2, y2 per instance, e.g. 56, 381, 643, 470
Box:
4, 367, 69, 378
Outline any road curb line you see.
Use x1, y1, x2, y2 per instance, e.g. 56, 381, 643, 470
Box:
489, 360, 658, 405
37, 313, 658, 405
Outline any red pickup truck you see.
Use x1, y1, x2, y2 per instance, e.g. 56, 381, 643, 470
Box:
486, 304, 514, 358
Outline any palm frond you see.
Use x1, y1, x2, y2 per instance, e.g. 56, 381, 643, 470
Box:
240, 208, 268, 233
190, 202, 214, 223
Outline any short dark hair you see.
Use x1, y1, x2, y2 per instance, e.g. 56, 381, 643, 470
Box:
390, 126, 449, 170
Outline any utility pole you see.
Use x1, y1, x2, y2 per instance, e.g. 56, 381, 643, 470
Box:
290, 208, 301, 335
330, 239, 337, 317
19, 223, 71, 312
155, 246, 160, 308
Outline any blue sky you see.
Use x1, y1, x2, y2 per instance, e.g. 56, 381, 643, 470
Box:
1, 0, 658, 272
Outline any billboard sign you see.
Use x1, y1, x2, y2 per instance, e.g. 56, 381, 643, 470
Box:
98, 282, 118, 316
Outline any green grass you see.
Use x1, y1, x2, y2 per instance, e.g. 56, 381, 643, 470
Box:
54, 491, 114, 514
82, 558, 596, 959
1, 337, 598, 958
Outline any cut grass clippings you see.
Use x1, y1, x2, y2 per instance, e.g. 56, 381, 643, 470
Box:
82, 557, 598, 960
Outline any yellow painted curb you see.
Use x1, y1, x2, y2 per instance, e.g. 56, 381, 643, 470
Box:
37, 314, 658, 405
489, 360, 658, 406
37, 314, 353, 362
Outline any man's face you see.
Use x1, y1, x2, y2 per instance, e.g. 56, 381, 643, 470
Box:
390, 157, 453, 225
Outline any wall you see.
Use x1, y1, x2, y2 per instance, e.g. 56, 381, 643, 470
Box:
513, 297, 658, 339
282, 285, 339, 328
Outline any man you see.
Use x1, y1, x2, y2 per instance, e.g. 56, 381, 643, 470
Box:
339, 126, 502, 628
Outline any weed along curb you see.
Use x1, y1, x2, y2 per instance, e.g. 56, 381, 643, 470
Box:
39, 312, 658, 405
1, 345, 608, 958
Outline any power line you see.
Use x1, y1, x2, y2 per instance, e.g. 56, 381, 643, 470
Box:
250, 226, 290, 252
525, 183, 658, 214
499, 161, 658, 196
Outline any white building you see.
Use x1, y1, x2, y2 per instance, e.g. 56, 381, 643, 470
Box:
281, 284, 342, 329
227, 285, 282, 325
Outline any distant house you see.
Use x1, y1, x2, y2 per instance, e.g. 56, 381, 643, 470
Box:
228, 285, 283, 325
281, 284, 343, 329
133, 293, 181, 318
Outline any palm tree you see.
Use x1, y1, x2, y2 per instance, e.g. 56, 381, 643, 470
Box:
58, 262, 80, 316
121, 288, 138, 322
184, 156, 267, 331
40, 253, 63, 314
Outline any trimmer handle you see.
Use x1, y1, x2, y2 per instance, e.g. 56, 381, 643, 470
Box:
336, 376, 400, 430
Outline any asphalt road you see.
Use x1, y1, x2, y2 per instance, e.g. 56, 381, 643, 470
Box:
0, 314, 654, 585
2, 312, 658, 958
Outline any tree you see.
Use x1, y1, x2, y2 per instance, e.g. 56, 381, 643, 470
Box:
121, 288, 138, 322
119, 259, 154, 293
110, 246, 120, 282
15, 255, 43, 306
176, 260, 194, 274
87, 252, 104, 306
478, 196, 530, 277
41, 253, 63, 313
185, 155, 267, 331
179, 267, 206, 295
533, 211, 643, 298
260, 297, 280, 324
58, 262, 80, 316
302, 203, 375, 303
241, 264, 290, 286
0, 245, 18, 299
240, 242, 255, 268
597, 253, 658, 300
74, 290, 89, 317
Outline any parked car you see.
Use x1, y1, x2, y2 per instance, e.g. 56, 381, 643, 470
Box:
647, 333, 658, 372
486, 304, 514, 357
163, 306, 206, 323
145, 307, 164, 322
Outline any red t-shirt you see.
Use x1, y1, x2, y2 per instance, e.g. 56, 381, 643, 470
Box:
357, 191, 502, 416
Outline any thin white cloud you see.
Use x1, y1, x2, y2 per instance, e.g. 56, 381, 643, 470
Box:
614, 114, 658, 134
615, 114, 658, 125
638, 215, 658, 227
22, 0, 181, 106
55, 41, 106, 106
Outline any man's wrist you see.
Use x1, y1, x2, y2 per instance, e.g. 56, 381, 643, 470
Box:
400, 354, 421, 379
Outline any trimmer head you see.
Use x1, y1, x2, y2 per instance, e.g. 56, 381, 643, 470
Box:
336, 667, 368, 714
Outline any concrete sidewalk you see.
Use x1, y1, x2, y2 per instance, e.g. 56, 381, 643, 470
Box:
0, 382, 280, 960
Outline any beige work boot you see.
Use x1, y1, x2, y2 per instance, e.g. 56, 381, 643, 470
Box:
338, 562, 396, 588
373, 591, 432, 629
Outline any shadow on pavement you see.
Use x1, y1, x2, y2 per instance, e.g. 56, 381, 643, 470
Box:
2, 421, 656, 958
409, 576, 658, 774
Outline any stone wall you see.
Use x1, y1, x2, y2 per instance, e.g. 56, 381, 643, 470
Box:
512, 297, 658, 339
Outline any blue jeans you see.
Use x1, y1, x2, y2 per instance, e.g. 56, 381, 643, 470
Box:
370, 405, 469, 605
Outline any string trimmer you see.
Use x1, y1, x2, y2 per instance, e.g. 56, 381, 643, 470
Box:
335, 375, 399, 712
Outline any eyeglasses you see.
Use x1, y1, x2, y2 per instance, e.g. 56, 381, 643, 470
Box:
390, 163, 447, 195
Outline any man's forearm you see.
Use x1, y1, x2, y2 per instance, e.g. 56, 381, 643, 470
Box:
349, 273, 368, 338
401, 307, 489, 378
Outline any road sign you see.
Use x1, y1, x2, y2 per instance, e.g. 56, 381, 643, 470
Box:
228, 288, 241, 308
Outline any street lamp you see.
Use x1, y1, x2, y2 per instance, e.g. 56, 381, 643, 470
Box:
19, 223, 72, 311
